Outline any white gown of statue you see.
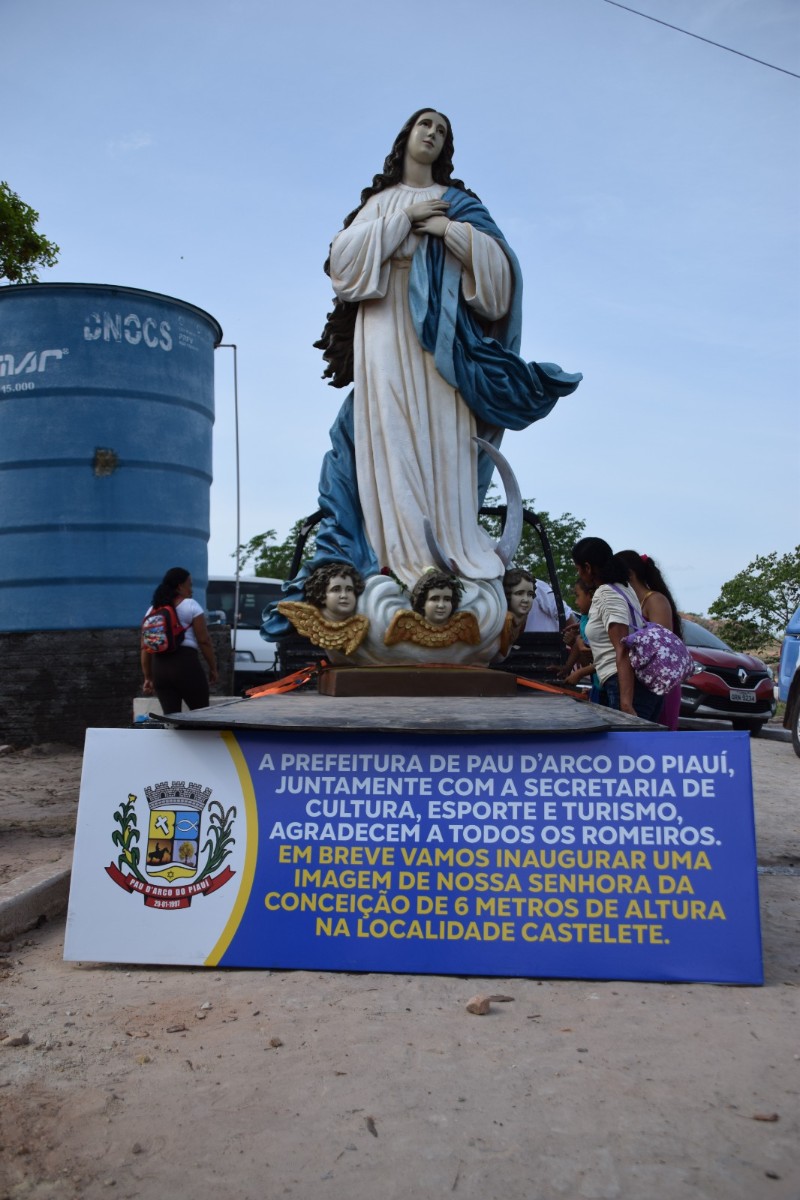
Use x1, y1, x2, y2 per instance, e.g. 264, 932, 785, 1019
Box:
329, 182, 513, 590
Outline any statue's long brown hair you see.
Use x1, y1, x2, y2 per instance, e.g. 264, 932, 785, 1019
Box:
314, 108, 479, 389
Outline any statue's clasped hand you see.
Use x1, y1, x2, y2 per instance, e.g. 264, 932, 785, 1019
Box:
407, 198, 450, 237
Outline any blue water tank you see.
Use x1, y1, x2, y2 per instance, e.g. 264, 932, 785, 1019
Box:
0, 283, 222, 631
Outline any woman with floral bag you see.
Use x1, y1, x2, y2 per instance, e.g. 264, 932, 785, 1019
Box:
571, 538, 663, 722
615, 549, 685, 730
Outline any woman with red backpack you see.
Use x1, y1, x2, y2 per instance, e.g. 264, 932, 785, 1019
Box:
140, 567, 218, 714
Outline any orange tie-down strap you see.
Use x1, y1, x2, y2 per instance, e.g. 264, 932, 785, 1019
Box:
245, 661, 586, 701
515, 676, 588, 700
245, 661, 328, 696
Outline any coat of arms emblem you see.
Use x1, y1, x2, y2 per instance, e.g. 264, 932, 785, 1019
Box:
145, 780, 210, 881
106, 779, 237, 909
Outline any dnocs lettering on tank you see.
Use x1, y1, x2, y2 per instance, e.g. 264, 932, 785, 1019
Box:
83, 310, 173, 350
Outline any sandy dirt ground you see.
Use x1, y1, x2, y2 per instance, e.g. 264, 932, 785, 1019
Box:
0, 736, 798, 1200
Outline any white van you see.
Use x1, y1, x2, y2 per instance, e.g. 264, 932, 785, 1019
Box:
206, 575, 284, 687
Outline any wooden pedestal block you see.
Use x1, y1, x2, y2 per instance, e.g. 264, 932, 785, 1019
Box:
317, 666, 518, 698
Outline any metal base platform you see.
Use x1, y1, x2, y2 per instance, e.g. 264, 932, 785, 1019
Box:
156, 692, 662, 736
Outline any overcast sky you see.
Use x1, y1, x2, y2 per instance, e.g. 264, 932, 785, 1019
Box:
4, 0, 798, 614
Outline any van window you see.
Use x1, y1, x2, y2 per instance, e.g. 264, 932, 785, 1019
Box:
207, 579, 283, 630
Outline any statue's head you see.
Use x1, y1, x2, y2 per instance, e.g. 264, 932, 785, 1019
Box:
410, 569, 463, 624
502, 567, 535, 618
383, 108, 457, 186
304, 561, 365, 623
403, 110, 448, 169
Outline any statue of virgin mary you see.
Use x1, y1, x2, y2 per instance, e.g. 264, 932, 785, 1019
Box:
264, 106, 580, 660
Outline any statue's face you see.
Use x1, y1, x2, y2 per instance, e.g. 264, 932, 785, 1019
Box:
321, 574, 357, 622
405, 111, 447, 167
508, 581, 534, 617
424, 586, 454, 625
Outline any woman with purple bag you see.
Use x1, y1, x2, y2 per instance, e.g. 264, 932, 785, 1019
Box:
615, 549, 685, 730
571, 538, 663, 722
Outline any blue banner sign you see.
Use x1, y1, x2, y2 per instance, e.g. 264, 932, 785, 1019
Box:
65, 728, 762, 983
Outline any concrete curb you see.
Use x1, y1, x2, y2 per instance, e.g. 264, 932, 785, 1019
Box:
0, 857, 72, 941
760, 725, 791, 742
678, 717, 790, 741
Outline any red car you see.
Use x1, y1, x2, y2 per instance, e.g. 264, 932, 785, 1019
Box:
680, 618, 775, 734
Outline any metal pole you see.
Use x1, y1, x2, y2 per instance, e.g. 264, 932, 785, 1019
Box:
218, 343, 240, 693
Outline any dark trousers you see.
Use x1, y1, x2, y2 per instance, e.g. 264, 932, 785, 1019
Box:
603, 673, 663, 722
151, 647, 209, 713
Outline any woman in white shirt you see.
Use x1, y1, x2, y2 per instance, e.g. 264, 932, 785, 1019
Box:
141, 568, 218, 713
571, 538, 663, 722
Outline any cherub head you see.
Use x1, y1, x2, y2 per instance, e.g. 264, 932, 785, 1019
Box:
502, 567, 535, 619
410, 569, 463, 626
304, 561, 365, 623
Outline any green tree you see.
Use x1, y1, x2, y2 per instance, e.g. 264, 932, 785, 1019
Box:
478, 489, 586, 601
0, 182, 60, 283
709, 546, 800, 651
237, 517, 318, 578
